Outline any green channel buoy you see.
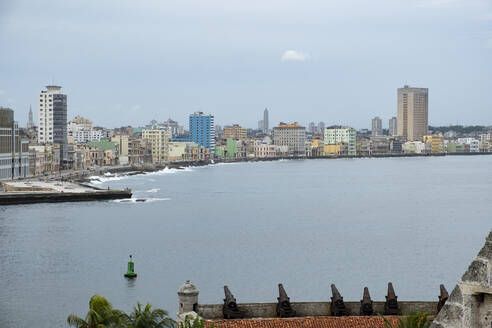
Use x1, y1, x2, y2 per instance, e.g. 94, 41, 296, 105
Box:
124, 255, 137, 278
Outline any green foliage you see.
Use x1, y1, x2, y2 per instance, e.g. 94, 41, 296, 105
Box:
178, 316, 213, 328
67, 295, 127, 328
127, 302, 175, 328
379, 312, 432, 328
68, 295, 175, 328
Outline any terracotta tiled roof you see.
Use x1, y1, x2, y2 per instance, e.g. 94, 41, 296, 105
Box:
205, 316, 400, 328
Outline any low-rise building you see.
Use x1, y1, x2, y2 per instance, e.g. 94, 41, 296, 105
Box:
86, 139, 118, 166
402, 141, 426, 154
324, 126, 356, 156
423, 135, 444, 154
457, 138, 479, 152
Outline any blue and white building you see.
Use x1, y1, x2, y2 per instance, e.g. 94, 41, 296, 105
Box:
189, 112, 215, 154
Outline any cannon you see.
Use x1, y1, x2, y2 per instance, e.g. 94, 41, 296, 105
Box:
360, 287, 374, 316
223, 286, 244, 319
384, 282, 401, 315
437, 284, 449, 313
330, 284, 347, 316
276, 283, 296, 317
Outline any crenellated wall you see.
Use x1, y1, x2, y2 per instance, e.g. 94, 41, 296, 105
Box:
197, 301, 438, 319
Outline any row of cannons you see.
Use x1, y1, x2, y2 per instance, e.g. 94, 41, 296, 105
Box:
222, 282, 450, 319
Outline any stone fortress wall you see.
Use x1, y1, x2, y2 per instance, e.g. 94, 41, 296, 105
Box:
197, 301, 438, 319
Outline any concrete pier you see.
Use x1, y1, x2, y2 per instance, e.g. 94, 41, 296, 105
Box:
0, 180, 131, 205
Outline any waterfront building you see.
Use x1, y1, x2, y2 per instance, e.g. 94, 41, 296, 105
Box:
402, 141, 426, 154
423, 135, 444, 154
254, 141, 278, 158
479, 133, 491, 152
189, 112, 215, 154
86, 139, 119, 166
142, 128, 172, 163
389, 117, 397, 136
371, 117, 383, 136
0, 107, 30, 179
457, 137, 479, 152
111, 134, 129, 165
273, 122, 306, 156
223, 124, 247, 140
323, 144, 341, 156
324, 126, 356, 156
263, 108, 269, 133
128, 138, 153, 165
38, 85, 68, 163
371, 136, 390, 154
397, 85, 428, 141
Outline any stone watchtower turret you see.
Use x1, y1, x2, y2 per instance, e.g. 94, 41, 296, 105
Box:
177, 280, 199, 323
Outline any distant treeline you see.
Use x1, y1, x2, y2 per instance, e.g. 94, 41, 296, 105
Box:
428, 125, 491, 134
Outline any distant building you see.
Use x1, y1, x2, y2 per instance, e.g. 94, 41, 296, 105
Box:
318, 122, 325, 134
263, 108, 269, 133
38, 85, 68, 162
111, 134, 129, 165
258, 119, 264, 131
423, 135, 443, 153
189, 112, 215, 154
142, 128, 172, 163
0, 107, 30, 179
388, 117, 397, 136
68, 116, 103, 143
457, 138, 479, 152
273, 122, 306, 156
158, 119, 183, 136
371, 117, 383, 136
397, 85, 428, 141
324, 127, 356, 156
27, 105, 34, 129
308, 122, 317, 134
223, 124, 247, 140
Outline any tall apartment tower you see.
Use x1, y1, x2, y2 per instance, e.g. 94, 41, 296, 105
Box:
189, 112, 215, 154
38, 85, 68, 161
263, 108, 269, 133
397, 85, 428, 141
388, 117, 397, 136
371, 116, 383, 136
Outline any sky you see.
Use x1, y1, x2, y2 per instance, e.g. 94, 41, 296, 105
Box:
0, 0, 491, 129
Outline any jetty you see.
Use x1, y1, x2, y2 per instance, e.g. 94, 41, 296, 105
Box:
0, 180, 131, 205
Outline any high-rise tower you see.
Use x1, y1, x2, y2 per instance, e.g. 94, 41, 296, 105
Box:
263, 108, 269, 133
371, 116, 382, 136
189, 112, 215, 154
38, 85, 68, 161
397, 85, 428, 141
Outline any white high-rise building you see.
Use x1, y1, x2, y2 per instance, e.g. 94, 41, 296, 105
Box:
371, 116, 383, 136
389, 117, 397, 136
38, 85, 68, 161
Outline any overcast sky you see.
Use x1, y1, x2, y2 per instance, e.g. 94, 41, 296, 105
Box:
0, 0, 491, 129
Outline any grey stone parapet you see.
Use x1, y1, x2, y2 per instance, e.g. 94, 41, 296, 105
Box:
197, 301, 438, 319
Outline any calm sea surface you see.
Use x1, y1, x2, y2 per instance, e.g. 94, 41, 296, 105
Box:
0, 156, 491, 327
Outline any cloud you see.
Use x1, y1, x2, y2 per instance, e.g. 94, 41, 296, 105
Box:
281, 50, 311, 62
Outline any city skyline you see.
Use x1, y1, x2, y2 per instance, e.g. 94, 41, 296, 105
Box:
1, 0, 491, 129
